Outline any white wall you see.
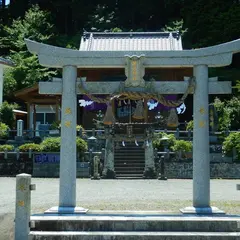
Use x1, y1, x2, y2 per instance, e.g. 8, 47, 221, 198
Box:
29, 104, 60, 130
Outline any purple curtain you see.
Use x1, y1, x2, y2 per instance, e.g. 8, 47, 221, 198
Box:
81, 95, 178, 111
80, 95, 107, 111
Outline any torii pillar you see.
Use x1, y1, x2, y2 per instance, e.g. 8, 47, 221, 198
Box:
180, 65, 221, 214
59, 65, 77, 208
193, 65, 211, 209
25, 38, 240, 214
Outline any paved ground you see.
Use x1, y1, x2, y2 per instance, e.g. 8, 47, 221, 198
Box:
0, 177, 239, 239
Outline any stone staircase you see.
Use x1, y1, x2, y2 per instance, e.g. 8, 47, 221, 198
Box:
29, 213, 240, 239
114, 141, 145, 178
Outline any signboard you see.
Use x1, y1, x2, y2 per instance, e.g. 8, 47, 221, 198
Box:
34, 154, 90, 167
34, 153, 60, 164
17, 120, 23, 137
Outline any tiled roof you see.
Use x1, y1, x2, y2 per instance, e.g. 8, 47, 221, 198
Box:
0, 57, 14, 67
79, 32, 182, 51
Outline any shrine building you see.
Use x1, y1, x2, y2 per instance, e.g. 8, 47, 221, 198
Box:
15, 32, 193, 131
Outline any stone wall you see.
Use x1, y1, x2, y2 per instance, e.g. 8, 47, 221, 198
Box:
33, 153, 90, 178
33, 162, 90, 178
164, 162, 240, 179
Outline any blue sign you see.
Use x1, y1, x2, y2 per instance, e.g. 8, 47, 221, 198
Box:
77, 162, 89, 168
35, 154, 60, 164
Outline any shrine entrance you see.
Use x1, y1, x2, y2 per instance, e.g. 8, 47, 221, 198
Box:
25, 34, 240, 214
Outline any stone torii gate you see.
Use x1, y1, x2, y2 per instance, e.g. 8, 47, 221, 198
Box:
25, 38, 240, 214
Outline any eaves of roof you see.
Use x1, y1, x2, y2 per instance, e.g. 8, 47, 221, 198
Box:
0, 57, 14, 67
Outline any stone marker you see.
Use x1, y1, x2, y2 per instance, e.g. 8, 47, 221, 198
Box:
15, 173, 35, 240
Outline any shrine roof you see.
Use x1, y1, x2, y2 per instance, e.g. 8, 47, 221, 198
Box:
0, 57, 14, 67
79, 32, 182, 51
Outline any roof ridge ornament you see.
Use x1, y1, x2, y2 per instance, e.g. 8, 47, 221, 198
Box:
124, 54, 145, 88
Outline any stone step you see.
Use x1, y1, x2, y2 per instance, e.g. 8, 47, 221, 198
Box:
114, 165, 145, 169
114, 159, 145, 162
114, 151, 144, 154
114, 160, 144, 163
115, 167, 144, 172
115, 162, 145, 165
114, 151, 145, 155
116, 174, 144, 178
114, 155, 145, 158
114, 163, 145, 166
115, 154, 145, 157
114, 164, 145, 168
30, 215, 240, 233
115, 172, 144, 176
29, 231, 240, 240
115, 146, 145, 149
115, 156, 145, 158
115, 149, 144, 151
114, 156, 144, 159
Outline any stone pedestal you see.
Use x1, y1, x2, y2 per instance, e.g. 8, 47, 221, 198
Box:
102, 137, 115, 179
143, 140, 156, 178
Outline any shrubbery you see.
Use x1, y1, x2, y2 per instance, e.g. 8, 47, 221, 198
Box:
153, 133, 176, 151
41, 137, 61, 152
222, 132, 240, 160
171, 140, 192, 152
0, 136, 88, 153
40, 137, 88, 153
0, 122, 9, 139
186, 120, 193, 131
76, 137, 88, 153
18, 143, 42, 152
0, 144, 14, 151
153, 132, 193, 159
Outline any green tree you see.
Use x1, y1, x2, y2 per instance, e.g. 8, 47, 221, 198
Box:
235, 80, 240, 94
213, 97, 240, 131
0, 5, 56, 96
85, 4, 118, 32
182, 0, 240, 48
0, 101, 18, 128
162, 19, 188, 36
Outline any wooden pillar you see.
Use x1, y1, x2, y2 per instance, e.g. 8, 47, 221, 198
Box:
129, 100, 132, 123
55, 97, 59, 122
77, 95, 81, 126
33, 104, 36, 137
111, 98, 115, 121
27, 103, 30, 129
144, 98, 148, 123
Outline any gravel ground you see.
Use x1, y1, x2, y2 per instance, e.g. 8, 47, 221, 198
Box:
0, 177, 239, 239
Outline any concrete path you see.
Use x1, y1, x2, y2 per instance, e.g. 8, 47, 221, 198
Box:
0, 178, 239, 239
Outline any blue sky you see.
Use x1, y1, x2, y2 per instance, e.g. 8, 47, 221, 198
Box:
6, 0, 10, 5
